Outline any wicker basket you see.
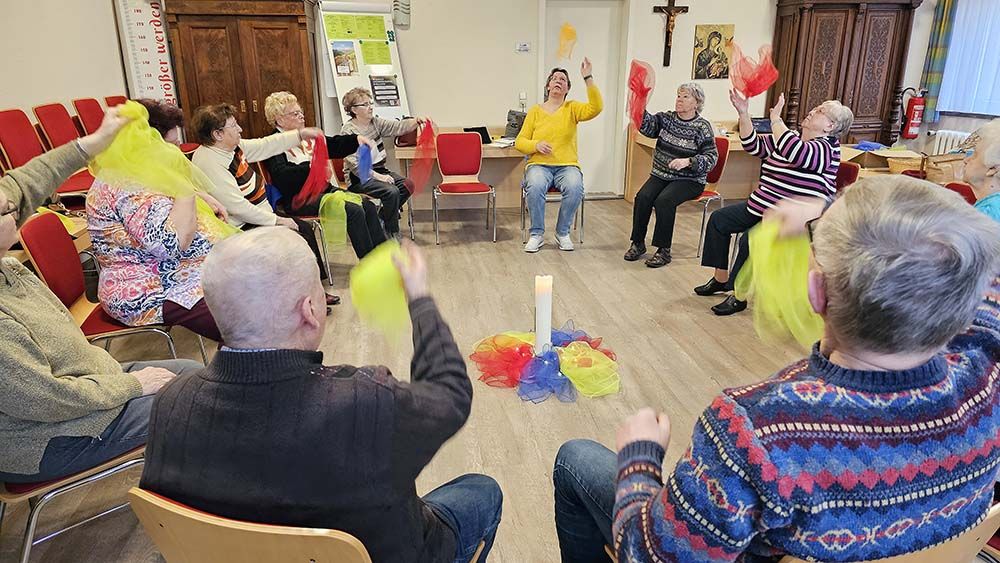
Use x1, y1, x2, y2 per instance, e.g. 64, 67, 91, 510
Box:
887, 157, 924, 175
886, 155, 957, 184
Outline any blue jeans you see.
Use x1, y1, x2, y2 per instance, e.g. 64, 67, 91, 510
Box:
0, 359, 203, 483
523, 165, 584, 236
423, 474, 503, 562
553, 439, 617, 563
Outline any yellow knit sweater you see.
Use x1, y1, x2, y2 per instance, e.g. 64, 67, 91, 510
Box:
515, 84, 603, 168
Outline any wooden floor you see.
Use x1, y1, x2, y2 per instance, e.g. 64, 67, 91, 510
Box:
0, 199, 805, 563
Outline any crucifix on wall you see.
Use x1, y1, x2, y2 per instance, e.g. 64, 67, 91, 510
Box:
653, 1, 689, 67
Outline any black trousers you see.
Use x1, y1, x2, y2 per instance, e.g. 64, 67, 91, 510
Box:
289, 197, 387, 259
630, 176, 704, 248
349, 166, 411, 235
243, 218, 328, 280
700, 202, 759, 291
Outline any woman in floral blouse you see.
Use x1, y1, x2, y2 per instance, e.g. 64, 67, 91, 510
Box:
87, 99, 228, 342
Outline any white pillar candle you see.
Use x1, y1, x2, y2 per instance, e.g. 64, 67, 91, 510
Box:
534, 275, 553, 353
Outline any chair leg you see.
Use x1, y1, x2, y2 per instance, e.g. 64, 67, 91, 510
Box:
196, 336, 209, 364
520, 190, 527, 244
0, 500, 6, 536
433, 193, 440, 245
697, 200, 709, 259
492, 192, 497, 243
579, 196, 584, 244
312, 221, 333, 284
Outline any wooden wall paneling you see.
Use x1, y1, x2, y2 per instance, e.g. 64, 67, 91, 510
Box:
166, 1, 305, 17
800, 8, 853, 119
236, 15, 316, 137
170, 15, 251, 129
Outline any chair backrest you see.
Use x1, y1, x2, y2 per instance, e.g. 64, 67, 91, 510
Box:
73, 98, 105, 135
0, 109, 46, 169
105, 96, 128, 107
836, 161, 861, 191
330, 157, 347, 186
18, 212, 86, 307
779, 501, 1000, 563
707, 136, 730, 184
945, 181, 978, 205
33, 103, 81, 150
128, 488, 373, 563
436, 132, 482, 181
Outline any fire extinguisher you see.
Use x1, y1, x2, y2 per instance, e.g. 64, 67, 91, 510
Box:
901, 88, 928, 140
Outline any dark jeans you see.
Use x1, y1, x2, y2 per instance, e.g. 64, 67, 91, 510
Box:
349, 167, 411, 235
289, 194, 387, 259
700, 202, 759, 290
631, 176, 704, 248
423, 474, 503, 563
553, 439, 617, 563
0, 359, 203, 483
163, 298, 222, 343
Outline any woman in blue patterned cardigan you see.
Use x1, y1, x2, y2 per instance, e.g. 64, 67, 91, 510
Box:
626, 83, 718, 268
555, 175, 1000, 562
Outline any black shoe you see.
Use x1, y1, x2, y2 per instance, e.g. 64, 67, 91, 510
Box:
694, 277, 728, 296
645, 247, 671, 268
711, 295, 747, 316
326, 294, 341, 306
624, 242, 646, 261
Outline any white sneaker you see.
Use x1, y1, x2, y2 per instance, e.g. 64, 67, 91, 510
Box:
524, 234, 545, 253
556, 233, 574, 251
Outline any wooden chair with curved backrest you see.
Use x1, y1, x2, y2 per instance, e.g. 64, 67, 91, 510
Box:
945, 181, 978, 205
72, 98, 105, 135
688, 135, 730, 258
128, 487, 373, 563
836, 161, 861, 192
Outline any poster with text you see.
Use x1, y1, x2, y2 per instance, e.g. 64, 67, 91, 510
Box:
692, 24, 734, 80
369, 75, 401, 107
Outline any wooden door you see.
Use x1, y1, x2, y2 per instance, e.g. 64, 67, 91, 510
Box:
798, 7, 856, 123
237, 17, 316, 138
170, 16, 252, 133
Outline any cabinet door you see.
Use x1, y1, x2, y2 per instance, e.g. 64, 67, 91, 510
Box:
237, 17, 316, 138
799, 8, 856, 118
173, 16, 251, 130
848, 7, 908, 143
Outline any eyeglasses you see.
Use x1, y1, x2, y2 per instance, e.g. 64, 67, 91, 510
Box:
282, 109, 305, 118
218, 122, 241, 132
351, 102, 373, 109
1, 201, 19, 221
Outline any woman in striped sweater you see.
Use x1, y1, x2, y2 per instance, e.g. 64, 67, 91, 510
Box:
694, 91, 853, 315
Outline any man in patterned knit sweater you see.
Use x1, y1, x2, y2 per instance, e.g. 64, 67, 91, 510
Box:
553, 175, 1000, 562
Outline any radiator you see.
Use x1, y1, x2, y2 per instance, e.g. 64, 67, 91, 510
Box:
929, 129, 971, 155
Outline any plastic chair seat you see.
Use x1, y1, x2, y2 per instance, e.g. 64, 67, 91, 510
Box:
437, 182, 491, 194
79, 305, 132, 337
696, 190, 722, 202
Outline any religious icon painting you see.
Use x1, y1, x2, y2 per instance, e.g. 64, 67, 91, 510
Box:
692, 24, 734, 80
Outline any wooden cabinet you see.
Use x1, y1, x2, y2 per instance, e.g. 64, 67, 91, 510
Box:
166, 1, 316, 138
770, 0, 922, 144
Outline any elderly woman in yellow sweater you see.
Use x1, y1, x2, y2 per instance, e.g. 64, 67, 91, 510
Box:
515, 57, 603, 252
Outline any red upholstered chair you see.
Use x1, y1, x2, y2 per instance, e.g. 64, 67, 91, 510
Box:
836, 161, 860, 192
688, 136, 730, 257
17, 212, 193, 359
433, 132, 495, 244
945, 181, 978, 205
73, 98, 105, 135
104, 95, 128, 107
0, 448, 145, 563
0, 109, 93, 198
32, 103, 82, 150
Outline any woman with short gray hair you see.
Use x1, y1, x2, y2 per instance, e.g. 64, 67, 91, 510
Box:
963, 118, 1000, 222
695, 91, 853, 316
625, 82, 718, 268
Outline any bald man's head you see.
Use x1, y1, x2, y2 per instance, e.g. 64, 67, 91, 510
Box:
202, 227, 326, 349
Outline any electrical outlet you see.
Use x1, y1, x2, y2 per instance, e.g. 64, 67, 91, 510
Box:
519, 91, 527, 101
515, 42, 531, 53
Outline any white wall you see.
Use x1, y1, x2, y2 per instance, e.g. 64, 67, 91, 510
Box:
624, 0, 777, 124
395, 0, 538, 126
901, 0, 937, 91
0, 1, 128, 117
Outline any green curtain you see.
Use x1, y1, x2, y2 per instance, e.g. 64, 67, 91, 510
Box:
920, 0, 958, 123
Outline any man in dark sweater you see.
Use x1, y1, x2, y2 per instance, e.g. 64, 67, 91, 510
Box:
140, 228, 502, 562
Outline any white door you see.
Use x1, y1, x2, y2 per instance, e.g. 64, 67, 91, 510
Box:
542, 0, 626, 196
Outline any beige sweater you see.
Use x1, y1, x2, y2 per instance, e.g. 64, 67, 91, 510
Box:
0, 144, 142, 474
